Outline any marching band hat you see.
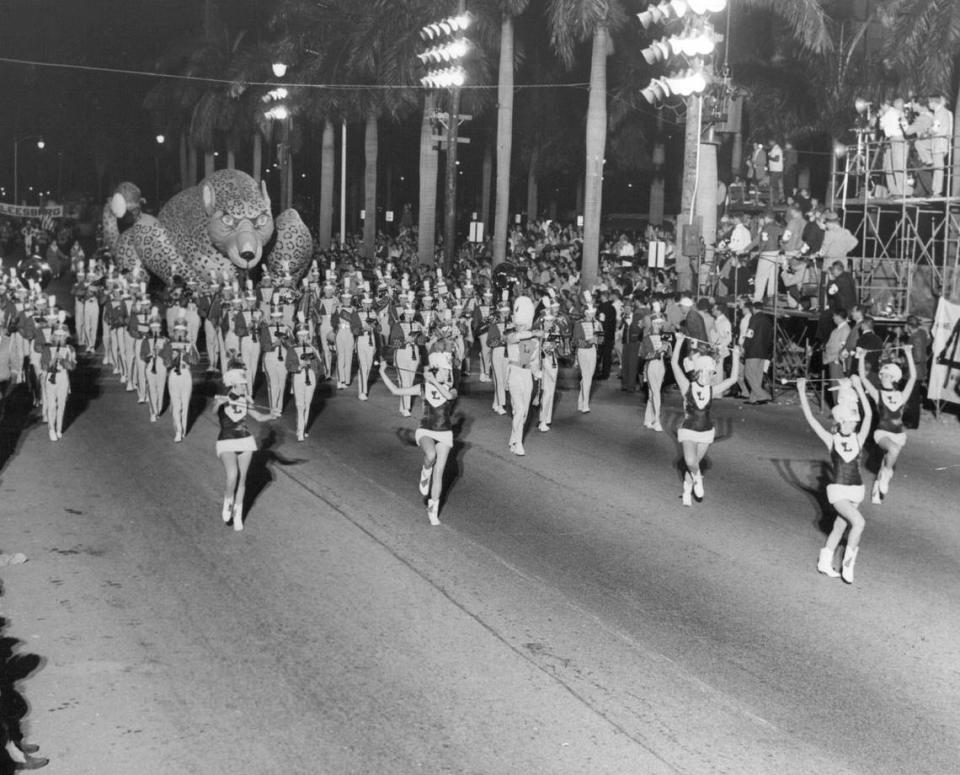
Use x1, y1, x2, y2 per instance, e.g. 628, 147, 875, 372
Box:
879, 362, 902, 382
831, 403, 859, 423
428, 350, 452, 372
692, 354, 716, 375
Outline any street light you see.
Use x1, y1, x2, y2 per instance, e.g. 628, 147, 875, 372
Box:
13, 135, 45, 205
155, 134, 166, 206
419, 5, 472, 270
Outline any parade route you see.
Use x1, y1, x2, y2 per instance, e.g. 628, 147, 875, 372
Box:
0, 350, 958, 774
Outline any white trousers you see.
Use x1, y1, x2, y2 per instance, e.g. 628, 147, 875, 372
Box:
491, 346, 508, 410
577, 346, 596, 411
167, 368, 192, 437
507, 366, 533, 447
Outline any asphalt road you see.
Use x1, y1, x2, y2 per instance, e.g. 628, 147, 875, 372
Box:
0, 303, 958, 773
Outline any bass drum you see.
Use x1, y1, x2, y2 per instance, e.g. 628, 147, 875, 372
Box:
17, 256, 53, 290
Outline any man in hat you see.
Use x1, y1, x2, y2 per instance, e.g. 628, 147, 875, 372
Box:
619, 300, 643, 393
162, 311, 200, 442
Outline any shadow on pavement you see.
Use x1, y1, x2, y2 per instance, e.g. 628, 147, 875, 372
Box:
0, 616, 46, 774
0, 384, 41, 482
243, 426, 307, 526
770, 458, 834, 533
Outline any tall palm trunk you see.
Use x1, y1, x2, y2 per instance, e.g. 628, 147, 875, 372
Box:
481, 139, 493, 231
493, 12, 515, 267
363, 112, 379, 260
581, 26, 608, 290
188, 140, 198, 187
252, 131, 262, 184
418, 93, 439, 266
319, 119, 335, 249
676, 94, 702, 293
226, 145, 235, 170
204, 151, 215, 179
526, 144, 539, 223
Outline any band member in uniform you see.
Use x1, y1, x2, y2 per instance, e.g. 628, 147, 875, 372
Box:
488, 292, 510, 415
797, 375, 872, 584
378, 351, 457, 526
857, 345, 916, 504
356, 285, 379, 401
80, 266, 101, 354
141, 307, 168, 422
238, 281, 260, 395
162, 312, 200, 442
260, 294, 289, 418
286, 313, 321, 441
126, 286, 151, 402
572, 294, 602, 413
197, 271, 223, 373
388, 293, 422, 417
71, 266, 89, 351
536, 298, 562, 432
316, 273, 339, 378
473, 286, 495, 382
42, 312, 76, 441
670, 332, 741, 506
213, 361, 273, 531
641, 304, 672, 432
505, 296, 542, 456
333, 286, 359, 389
108, 282, 131, 382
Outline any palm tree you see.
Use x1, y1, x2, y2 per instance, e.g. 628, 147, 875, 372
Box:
547, 0, 630, 289
491, 0, 531, 267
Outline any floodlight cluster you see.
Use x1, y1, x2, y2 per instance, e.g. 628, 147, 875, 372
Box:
637, 0, 727, 28
419, 12, 471, 89
421, 66, 466, 89
420, 13, 472, 40
641, 32, 715, 64
640, 71, 709, 103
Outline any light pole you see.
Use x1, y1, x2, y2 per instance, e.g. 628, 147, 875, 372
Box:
419, 7, 472, 270
155, 134, 166, 206
13, 135, 45, 205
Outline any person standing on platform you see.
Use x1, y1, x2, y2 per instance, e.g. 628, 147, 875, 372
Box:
505, 296, 542, 456
929, 93, 953, 196
752, 210, 783, 305
767, 139, 784, 203
162, 312, 199, 443
879, 98, 907, 196
742, 303, 774, 404
819, 212, 858, 272
823, 308, 851, 395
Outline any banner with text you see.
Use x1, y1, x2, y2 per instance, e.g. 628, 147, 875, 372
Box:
928, 297, 960, 404
0, 203, 64, 219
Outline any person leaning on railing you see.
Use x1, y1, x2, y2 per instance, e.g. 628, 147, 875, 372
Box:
928, 93, 953, 196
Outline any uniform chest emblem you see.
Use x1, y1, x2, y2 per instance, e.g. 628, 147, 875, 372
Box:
424, 384, 446, 408
225, 403, 245, 422
691, 384, 710, 409
834, 435, 859, 463
881, 390, 904, 411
